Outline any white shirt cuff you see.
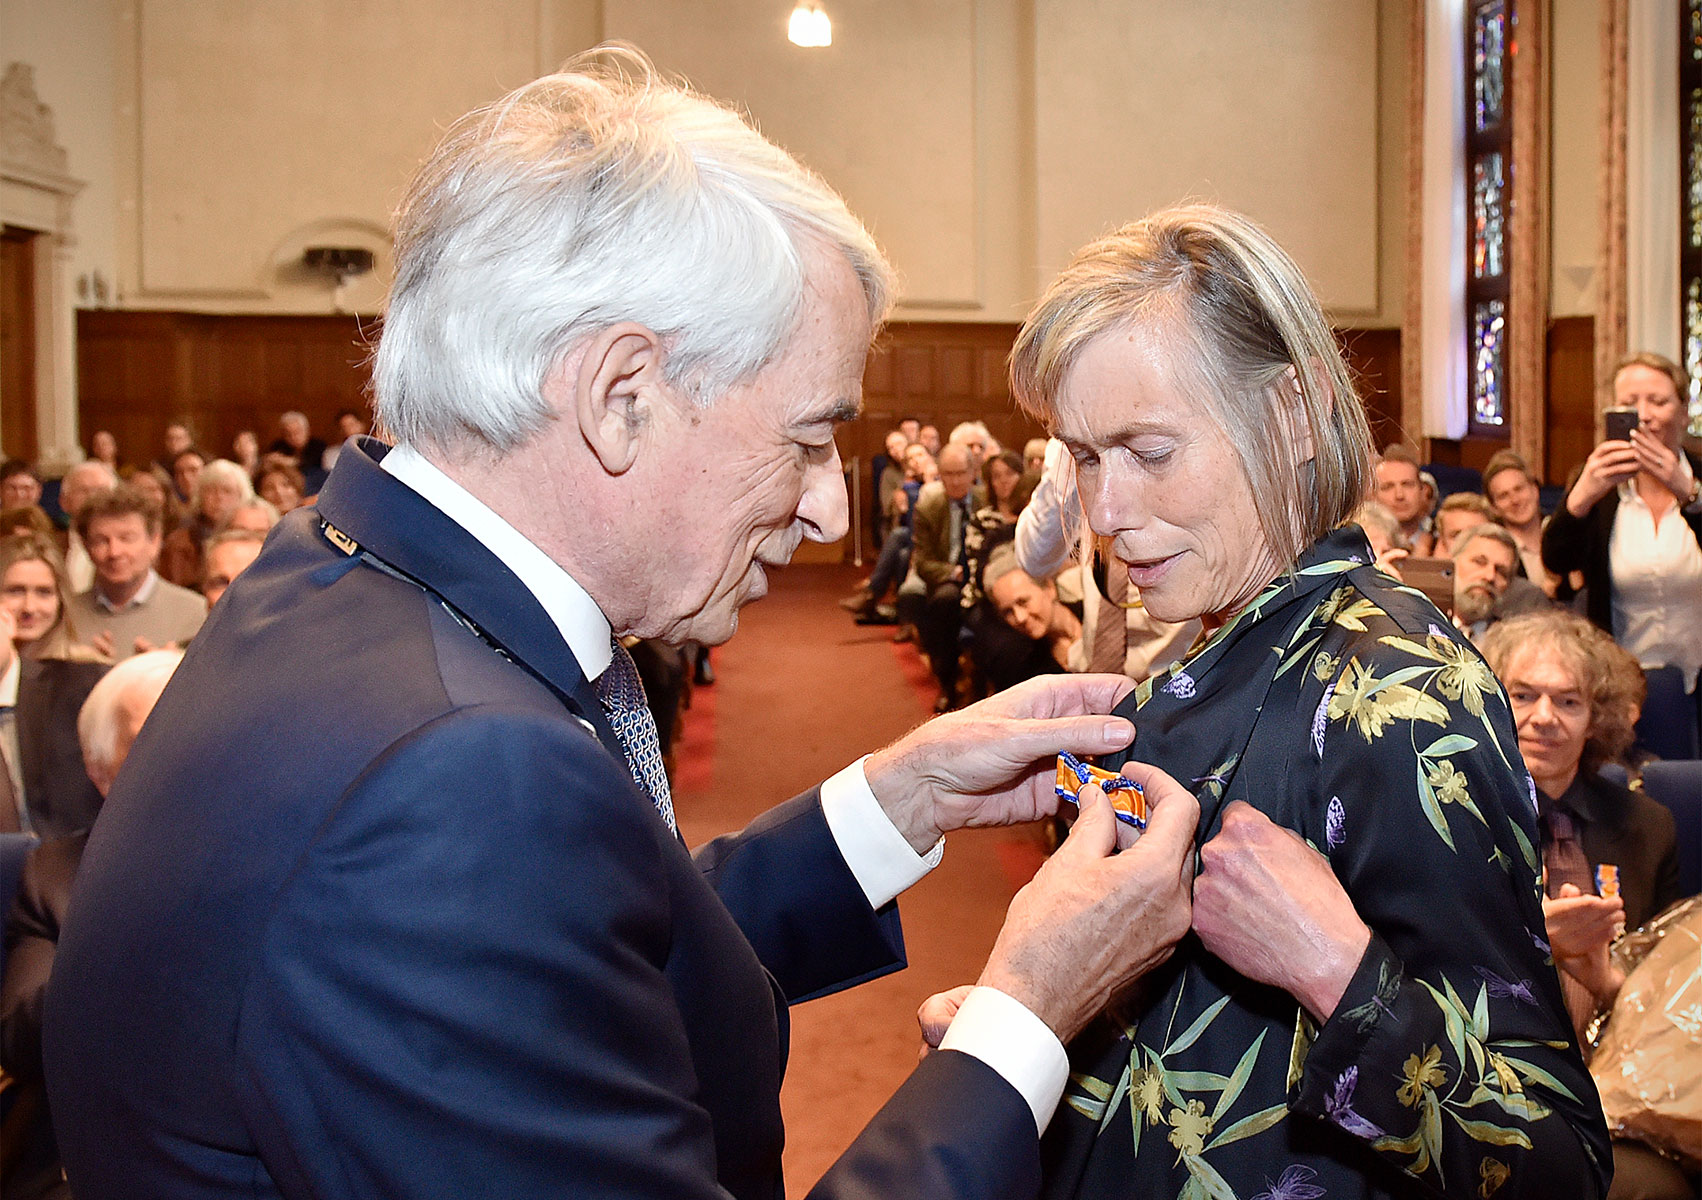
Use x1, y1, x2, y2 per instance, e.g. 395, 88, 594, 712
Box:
819, 755, 944, 910
937, 986, 1069, 1134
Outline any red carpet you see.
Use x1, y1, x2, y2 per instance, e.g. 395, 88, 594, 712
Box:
670, 563, 1049, 1196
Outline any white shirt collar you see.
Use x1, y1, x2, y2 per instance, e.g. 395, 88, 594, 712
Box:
380, 444, 613, 680
96, 568, 158, 613
0, 654, 18, 707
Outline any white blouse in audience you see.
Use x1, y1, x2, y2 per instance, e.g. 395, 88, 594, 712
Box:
1609, 482, 1702, 691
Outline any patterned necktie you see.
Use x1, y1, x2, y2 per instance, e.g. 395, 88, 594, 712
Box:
1540, 803, 1599, 1036
595, 638, 676, 835
1088, 549, 1130, 675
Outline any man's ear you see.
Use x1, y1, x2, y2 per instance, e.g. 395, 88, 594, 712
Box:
568, 322, 668, 475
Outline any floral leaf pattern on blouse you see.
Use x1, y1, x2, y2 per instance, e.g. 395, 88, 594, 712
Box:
1040, 527, 1609, 1200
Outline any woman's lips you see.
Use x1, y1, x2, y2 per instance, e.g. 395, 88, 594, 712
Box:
1124, 554, 1178, 589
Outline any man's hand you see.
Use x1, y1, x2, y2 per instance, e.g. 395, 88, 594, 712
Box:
864, 674, 1136, 854
1192, 801, 1371, 1023
1566, 439, 1640, 516
1372, 546, 1408, 583
1544, 884, 1627, 1006
88, 629, 116, 660
916, 984, 974, 1058
973, 761, 1197, 1043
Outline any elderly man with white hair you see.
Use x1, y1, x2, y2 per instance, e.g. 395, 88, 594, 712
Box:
46, 50, 1199, 1200
1, 648, 181, 1200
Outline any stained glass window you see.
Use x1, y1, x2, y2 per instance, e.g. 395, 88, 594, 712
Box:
1473, 301, 1507, 429
1474, 1, 1506, 133
1685, 5, 1702, 433
1473, 152, 1506, 279
1465, 0, 1512, 435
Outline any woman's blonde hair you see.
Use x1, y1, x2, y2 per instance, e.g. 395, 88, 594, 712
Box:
1009, 203, 1373, 565
1479, 609, 1645, 777
0, 531, 79, 659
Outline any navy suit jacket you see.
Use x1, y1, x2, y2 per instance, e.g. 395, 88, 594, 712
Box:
44, 440, 1039, 1200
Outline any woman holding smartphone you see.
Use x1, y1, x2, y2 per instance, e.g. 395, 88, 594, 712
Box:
1542, 351, 1702, 756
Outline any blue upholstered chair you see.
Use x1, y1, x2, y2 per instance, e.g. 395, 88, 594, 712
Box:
1639, 760, 1702, 899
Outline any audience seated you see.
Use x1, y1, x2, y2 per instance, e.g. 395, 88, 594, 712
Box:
158, 459, 254, 590
200, 530, 265, 607
1350, 498, 1410, 580
908, 443, 981, 711
0, 534, 106, 839
947, 421, 993, 469
66, 487, 206, 661
0, 509, 55, 543
1375, 442, 1436, 555
0, 648, 181, 1200
1480, 611, 1684, 1200
1483, 448, 1559, 596
956, 451, 1041, 695
984, 543, 1082, 673
319, 410, 368, 473
117, 465, 179, 539
1449, 522, 1523, 641
1022, 437, 1047, 475
153, 421, 194, 476
267, 411, 328, 476
221, 497, 281, 537
169, 448, 205, 504
1433, 490, 1501, 552
0, 464, 42, 513
256, 456, 306, 514
230, 430, 260, 477
53, 463, 118, 594
917, 423, 941, 456
841, 439, 933, 624
1544, 351, 1702, 762
86, 432, 119, 475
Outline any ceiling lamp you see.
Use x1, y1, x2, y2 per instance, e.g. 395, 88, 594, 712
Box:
788, 3, 832, 47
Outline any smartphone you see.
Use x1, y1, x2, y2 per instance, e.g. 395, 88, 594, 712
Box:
1401, 556, 1455, 615
1605, 407, 1639, 441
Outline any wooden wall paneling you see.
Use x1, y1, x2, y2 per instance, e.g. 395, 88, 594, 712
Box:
1337, 327, 1404, 452
1545, 315, 1597, 485
77, 311, 373, 473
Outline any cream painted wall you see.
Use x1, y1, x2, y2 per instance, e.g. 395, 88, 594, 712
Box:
1551, 0, 1602, 319
1035, 0, 1383, 317
8, 0, 1409, 324
2, 0, 119, 303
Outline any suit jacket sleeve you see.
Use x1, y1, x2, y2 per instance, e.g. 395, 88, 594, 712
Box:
695, 791, 906, 1003
0, 833, 84, 1082
234, 707, 1034, 1200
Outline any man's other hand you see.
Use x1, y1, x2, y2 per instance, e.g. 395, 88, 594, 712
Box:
864, 674, 1136, 854
974, 762, 1197, 1044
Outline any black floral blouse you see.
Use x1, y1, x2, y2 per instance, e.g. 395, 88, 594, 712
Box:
1042, 527, 1611, 1200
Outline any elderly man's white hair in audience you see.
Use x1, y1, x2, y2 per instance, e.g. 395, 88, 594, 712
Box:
78, 649, 183, 795
374, 45, 894, 455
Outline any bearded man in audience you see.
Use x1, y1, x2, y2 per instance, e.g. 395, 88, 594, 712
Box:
1450, 522, 1521, 640
45, 52, 1200, 1200
65, 486, 205, 659
1484, 448, 1558, 596
54, 462, 118, 592
1375, 443, 1435, 555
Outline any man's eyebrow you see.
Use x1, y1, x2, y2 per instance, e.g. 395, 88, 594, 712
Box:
806, 398, 862, 426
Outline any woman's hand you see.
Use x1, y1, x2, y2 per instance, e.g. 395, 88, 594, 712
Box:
1192, 801, 1371, 1023
1566, 438, 1640, 516
1372, 545, 1408, 583
1628, 427, 1695, 502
